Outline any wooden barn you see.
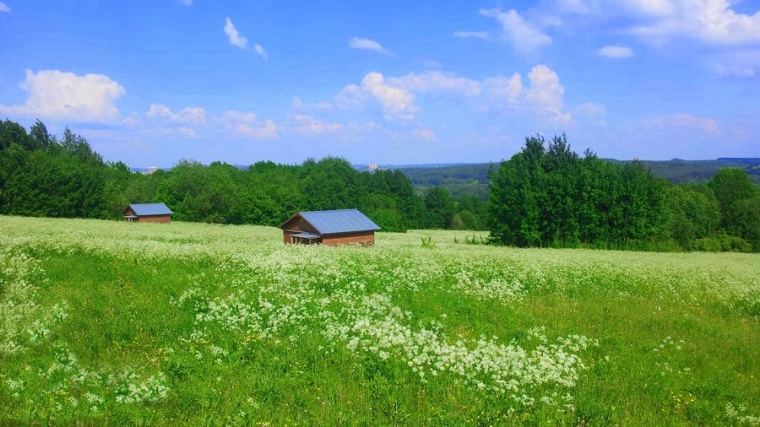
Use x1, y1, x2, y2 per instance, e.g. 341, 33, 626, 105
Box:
123, 203, 173, 223
279, 209, 381, 246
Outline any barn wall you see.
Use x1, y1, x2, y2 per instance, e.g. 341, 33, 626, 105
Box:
138, 215, 172, 223
281, 216, 320, 244
322, 232, 375, 246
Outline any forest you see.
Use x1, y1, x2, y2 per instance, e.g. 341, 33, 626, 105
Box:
0, 119, 758, 252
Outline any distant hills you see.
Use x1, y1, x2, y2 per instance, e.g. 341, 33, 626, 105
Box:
388, 158, 760, 199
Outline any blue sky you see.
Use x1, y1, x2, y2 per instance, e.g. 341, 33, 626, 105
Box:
1, 1, 758, 168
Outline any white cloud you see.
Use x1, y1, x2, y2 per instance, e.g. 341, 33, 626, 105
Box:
548, 0, 760, 45
0, 2, 10, 12
254, 44, 268, 60
224, 17, 268, 61
629, 0, 760, 45
388, 71, 482, 96
146, 104, 207, 125
483, 65, 572, 124
453, 31, 489, 39
525, 65, 572, 123
598, 45, 635, 58
224, 17, 248, 49
480, 8, 552, 53
0, 69, 125, 122
361, 72, 418, 122
484, 73, 524, 106
219, 111, 278, 139
349, 37, 388, 54
290, 114, 342, 134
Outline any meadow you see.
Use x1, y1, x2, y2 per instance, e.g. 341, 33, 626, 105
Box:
1, 216, 759, 426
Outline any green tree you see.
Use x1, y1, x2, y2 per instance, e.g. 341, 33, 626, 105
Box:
424, 186, 456, 229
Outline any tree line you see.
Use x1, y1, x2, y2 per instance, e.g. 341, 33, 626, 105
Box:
1, 120, 757, 252
488, 134, 760, 252
0, 119, 479, 232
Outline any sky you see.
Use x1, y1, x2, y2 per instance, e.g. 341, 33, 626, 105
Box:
0, 1, 759, 168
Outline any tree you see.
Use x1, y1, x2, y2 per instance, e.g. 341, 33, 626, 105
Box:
424, 186, 456, 229
488, 135, 546, 246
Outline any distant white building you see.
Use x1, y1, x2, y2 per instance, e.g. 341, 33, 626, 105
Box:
368, 163, 378, 172
146, 166, 158, 175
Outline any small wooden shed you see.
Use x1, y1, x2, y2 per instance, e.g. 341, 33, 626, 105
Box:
279, 209, 381, 246
124, 203, 173, 223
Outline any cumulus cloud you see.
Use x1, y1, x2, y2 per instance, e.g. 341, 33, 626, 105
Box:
219, 111, 278, 139
484, 74, 524, 106
547, 0, 760, 45
480, 8, 552, 53
598, 45, 635, 58
0, 2, 10, 12
360, 72, 418, 122
628, 0, 760, 45
483, 65, 572, 124
0, 69, 125, 122
146, 104, 207, 125
525, 65, 572, 123
388, 71, 482, 96
349, 37, 389, 54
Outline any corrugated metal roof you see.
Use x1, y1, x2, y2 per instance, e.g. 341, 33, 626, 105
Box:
128, 203, 173, 216
296, 209, 380, 235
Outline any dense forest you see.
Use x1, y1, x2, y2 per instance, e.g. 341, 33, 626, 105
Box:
0, 119, 478, 232
489, 134, 760, 252
1, 119, 758, 252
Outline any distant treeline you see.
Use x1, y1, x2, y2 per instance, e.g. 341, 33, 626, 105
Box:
489, 134, 760, 252
0, 119, 483, 232
397, 156, 760, 197
1, 119, 758, 252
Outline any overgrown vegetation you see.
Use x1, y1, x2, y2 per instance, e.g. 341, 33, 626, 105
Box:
0, 217, 758, 425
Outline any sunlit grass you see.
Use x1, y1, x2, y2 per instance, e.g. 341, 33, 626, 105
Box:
0, 215, 758, 425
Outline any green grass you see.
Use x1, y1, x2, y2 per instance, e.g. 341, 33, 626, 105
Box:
1, 216, 759, 425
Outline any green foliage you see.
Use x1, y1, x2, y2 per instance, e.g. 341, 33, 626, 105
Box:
0, 120, 430, 231
708, 168, 760, 251
488, 134, 670, 248
424, 187, 456, 229
486, 134, 760, 252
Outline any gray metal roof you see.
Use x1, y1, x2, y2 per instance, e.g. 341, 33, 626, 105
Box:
127, 203, 173, 216
291, 231, 321, 239
295, 209, 380, 235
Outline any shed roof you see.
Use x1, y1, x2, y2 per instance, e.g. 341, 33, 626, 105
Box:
281, 209, 380, 235
127, 203, 173, 216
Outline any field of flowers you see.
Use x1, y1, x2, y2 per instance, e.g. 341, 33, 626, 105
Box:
1, 215, 759, 425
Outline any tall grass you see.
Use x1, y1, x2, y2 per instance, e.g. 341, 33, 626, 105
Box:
1, 216, 758, 425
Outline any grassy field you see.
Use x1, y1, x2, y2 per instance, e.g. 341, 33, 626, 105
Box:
1, 216, 759, 426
